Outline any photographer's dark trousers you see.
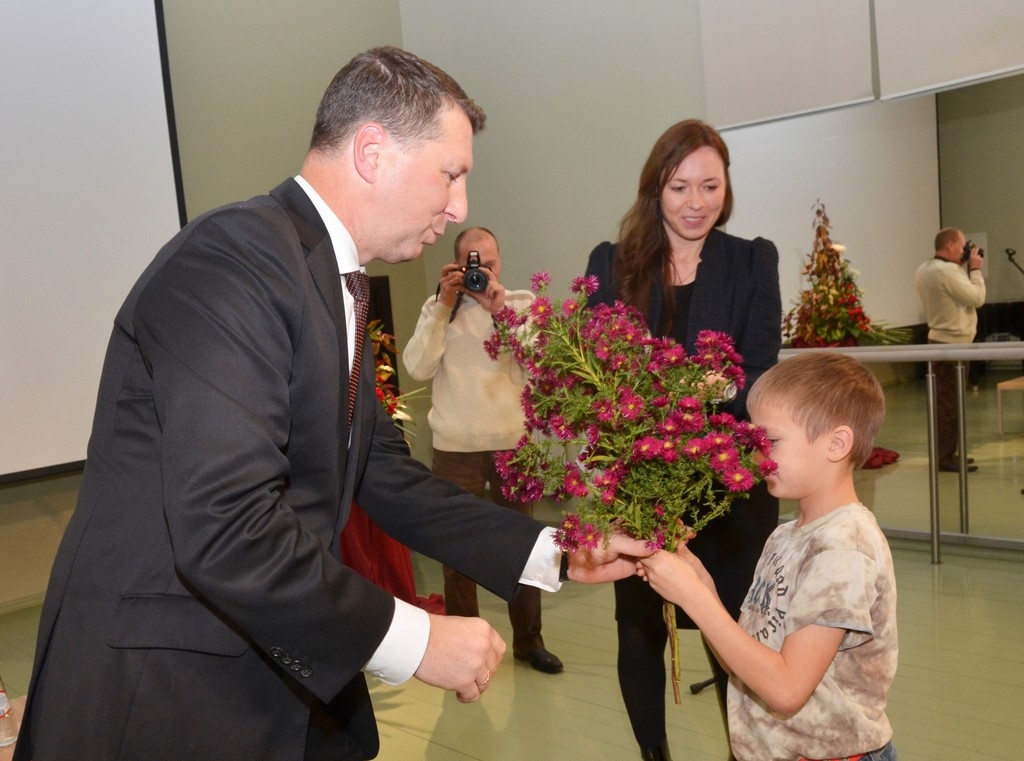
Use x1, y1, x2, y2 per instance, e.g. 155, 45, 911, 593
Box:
431, 448, 544, 657
929, 342, 968, 467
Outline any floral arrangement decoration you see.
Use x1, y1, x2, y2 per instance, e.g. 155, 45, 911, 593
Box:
368, 319, 420, 428
485, 272, 775, 702
783, 201, 911, 348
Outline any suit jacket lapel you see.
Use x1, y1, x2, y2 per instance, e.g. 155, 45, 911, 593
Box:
689, 229, 732, 344
269, 180, 359, 514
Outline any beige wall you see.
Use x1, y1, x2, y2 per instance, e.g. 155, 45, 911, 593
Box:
399, 0, 706, 300
162, 0, 402, 220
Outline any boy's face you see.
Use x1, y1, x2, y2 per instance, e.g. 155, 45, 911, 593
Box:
750, 403, 831, 503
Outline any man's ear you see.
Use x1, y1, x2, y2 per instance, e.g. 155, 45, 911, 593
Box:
826, 425, 855, 463
352, 123, 385, 183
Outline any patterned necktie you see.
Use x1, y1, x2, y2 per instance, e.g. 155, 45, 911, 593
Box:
343, 271, 370, 427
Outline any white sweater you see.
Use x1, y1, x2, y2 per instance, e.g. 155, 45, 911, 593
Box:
915, 257, 986, 343
402, 290, 535, 452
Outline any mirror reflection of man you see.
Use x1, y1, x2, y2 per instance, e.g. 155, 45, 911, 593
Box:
404, 227, 564, 675
915, 227, 986, 472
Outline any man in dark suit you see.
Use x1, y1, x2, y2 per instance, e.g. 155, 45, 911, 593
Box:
15, 47, 647, 761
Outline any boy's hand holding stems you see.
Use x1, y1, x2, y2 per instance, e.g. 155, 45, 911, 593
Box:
638, 531, 845, 718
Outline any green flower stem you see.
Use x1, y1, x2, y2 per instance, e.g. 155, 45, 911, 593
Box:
664, 600, 682, 705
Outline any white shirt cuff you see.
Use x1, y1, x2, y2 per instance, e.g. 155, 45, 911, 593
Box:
519, 527, 563, 592
364, 529, 561, 685
364, 597, 430, 686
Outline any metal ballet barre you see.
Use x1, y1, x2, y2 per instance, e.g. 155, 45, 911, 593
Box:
780, 342, 1024, 563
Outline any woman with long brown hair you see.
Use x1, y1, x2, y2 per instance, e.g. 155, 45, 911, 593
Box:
585, 120, 781, 761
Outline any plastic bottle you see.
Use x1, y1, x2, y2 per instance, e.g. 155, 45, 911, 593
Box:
0, 680, 16, 748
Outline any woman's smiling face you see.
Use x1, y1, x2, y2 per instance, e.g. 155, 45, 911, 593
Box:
659, 145, 727, 247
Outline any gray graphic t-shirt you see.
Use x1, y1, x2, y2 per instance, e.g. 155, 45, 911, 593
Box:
728, 504, 897, 761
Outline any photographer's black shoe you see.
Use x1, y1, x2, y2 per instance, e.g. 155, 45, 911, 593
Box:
939, 461, 977, 472
639, 741, 672, 761
515, 648, 564, 674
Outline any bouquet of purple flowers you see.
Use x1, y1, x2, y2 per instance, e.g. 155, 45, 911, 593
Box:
487, 272, 776, 701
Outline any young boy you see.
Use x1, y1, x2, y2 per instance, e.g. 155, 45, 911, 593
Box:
639, 352, 898, 761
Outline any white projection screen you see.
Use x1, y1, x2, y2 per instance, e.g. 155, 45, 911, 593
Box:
699, 0, 874, 128
0, 1, 183, 479
875, 0, 1024, 99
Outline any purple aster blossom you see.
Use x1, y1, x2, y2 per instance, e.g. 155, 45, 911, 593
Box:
557, 513, 602, 551
649, 342, 688, 371
645, 527, 667, 551
520, 475, 546, 502
617, 387, 645, 420
709, 447, 740, 472
520, 388, 545, 432
592, 397, 616, 424
709, 412, 737, 428
570, 274, 601, 296
677, 396, 702, 412
530, 296, 553, 327
702, 431, 736, 452
677, 408, 706, 433
531, 271, 552, 293
632, 436, 663, 461
607, 352, 630, 371
723, 465, 755, 492
501, 469, 546, 503
657, 414, 682, 437
594, 463, 622, 488
555, 513, 583, 551
733, 420, 772, 454
562, 463, 590, 498
549, 415, 575, 441
483, 332, 502, 360
579, 523, 602, 550
494, 448, 517, 480
682, 437, 708, 459
695, 330, 743, 365
723, 364, 746, 388
657, 439, 680, 464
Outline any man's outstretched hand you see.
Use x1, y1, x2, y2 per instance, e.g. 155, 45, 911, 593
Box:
566, 531, 653, 584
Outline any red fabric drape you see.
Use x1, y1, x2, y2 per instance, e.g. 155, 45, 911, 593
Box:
340, 503, 445, 614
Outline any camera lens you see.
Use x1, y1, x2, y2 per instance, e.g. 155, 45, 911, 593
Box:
464, 268, 488, 293
462, 250, 488, 293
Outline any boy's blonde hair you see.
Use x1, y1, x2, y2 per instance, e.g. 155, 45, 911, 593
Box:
747, 352, 885, 468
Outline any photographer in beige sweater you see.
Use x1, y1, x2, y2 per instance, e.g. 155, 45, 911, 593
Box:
915, 227, 986, 472
403, 226, 563, 674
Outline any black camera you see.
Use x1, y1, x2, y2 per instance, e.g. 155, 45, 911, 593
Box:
462, 250, 489, 293
961, 240, 984, 263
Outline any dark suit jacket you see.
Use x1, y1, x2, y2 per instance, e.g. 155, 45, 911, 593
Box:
16, 179, 544, 760
585, 229, 781, 622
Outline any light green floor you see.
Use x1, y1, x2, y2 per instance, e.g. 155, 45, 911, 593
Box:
3, 369, 1024, 758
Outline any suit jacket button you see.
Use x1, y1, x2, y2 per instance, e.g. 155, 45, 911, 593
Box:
289, 661, 302, 671
282, 654, 294, 665
300, 667, 313, 678
270, 647, 284, 658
